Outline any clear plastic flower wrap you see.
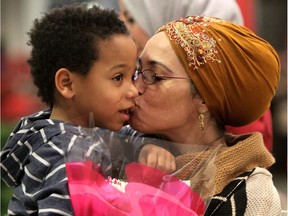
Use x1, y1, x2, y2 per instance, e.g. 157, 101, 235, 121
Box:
64, 126, 223, 216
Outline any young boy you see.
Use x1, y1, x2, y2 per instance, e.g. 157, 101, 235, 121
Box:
0, 4, 174, 215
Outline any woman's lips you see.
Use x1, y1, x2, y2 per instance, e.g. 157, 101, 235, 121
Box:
128, 105, 138, 114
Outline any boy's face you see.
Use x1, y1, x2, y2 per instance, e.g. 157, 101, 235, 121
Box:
72, 35, 138, 131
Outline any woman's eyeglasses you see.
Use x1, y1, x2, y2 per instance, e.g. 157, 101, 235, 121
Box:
133, 69, 190, 85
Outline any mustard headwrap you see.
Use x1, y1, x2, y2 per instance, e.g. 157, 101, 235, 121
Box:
157, 16, 280, 126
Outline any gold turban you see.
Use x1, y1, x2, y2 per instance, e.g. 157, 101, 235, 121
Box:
157, 16, 280, 126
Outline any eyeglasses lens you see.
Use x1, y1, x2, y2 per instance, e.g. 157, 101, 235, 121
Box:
134, 69, 157, 84
143, 70, 156, 84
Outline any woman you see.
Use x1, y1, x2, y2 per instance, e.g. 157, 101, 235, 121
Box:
119, 0, 274, 152
129, 16, 282, 215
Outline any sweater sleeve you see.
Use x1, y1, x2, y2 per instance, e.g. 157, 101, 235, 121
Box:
36, 163, 73, 216
118, 125, 166, 161
245, 167, 282, 216
7, 149, 74, 216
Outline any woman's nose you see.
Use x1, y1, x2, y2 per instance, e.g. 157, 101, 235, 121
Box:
133, 76, 146, 95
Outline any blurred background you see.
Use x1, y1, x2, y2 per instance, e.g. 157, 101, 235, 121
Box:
1, 0, 287, 215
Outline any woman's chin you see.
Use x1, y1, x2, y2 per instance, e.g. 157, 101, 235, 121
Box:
129, 119, 143, 131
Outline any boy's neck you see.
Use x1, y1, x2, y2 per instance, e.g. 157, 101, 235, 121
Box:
50, 107, 89, 127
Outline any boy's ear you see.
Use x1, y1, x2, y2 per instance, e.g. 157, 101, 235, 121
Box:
55, 68, 75, 99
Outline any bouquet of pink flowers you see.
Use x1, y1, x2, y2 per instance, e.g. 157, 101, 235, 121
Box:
66, 161, 205, 216
64, 127, 219, 215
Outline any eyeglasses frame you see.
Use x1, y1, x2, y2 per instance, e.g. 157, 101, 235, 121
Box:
134, 68, 190, 85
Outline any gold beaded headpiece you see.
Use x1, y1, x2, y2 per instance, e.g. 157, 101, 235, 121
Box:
158, 16, 222, 70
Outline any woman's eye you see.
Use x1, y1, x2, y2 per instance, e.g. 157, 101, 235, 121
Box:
155, 76, 165, 82
123, 12, 135, 24
113, 74, 123, 82
127, 17, 135, 24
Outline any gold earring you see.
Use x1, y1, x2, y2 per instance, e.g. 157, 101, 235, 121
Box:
199, 113, 205, 131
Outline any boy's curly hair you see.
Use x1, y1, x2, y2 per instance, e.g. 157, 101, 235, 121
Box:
27, 4, 129, 107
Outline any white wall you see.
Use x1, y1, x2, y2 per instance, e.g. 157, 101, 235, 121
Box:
1, 0, 49, 57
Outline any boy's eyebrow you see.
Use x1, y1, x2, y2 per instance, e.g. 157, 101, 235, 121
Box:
138, 59, 173, 74
110, 64, 129, 70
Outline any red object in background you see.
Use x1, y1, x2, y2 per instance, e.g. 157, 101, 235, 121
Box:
1, 55, 45, 123
1, 93, 43, 122
226, 109, 273, 152
236, 0, 256, 32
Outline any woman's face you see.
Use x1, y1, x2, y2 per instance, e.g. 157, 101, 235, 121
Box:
129, 32, 197, 139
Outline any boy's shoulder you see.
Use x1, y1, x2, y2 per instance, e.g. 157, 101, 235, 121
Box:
2, 110, 79, 156
10, 109, 66, 138
1, 110, 76, 187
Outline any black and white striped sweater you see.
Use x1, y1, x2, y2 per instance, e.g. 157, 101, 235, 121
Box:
0, 110, 146, 215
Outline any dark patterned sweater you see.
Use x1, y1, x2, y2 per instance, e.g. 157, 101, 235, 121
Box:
1, 110, 147, 215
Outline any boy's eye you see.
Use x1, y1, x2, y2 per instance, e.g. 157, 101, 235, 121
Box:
113, 74, 123, 82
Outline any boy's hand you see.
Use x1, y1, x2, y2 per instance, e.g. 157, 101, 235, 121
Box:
138, 144, 176, 174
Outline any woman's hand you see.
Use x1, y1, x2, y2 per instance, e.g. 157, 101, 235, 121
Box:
138, 144, 176, 174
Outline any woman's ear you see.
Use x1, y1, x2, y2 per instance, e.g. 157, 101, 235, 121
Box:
55, 68, 75, 99
193, 96, 208, 114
